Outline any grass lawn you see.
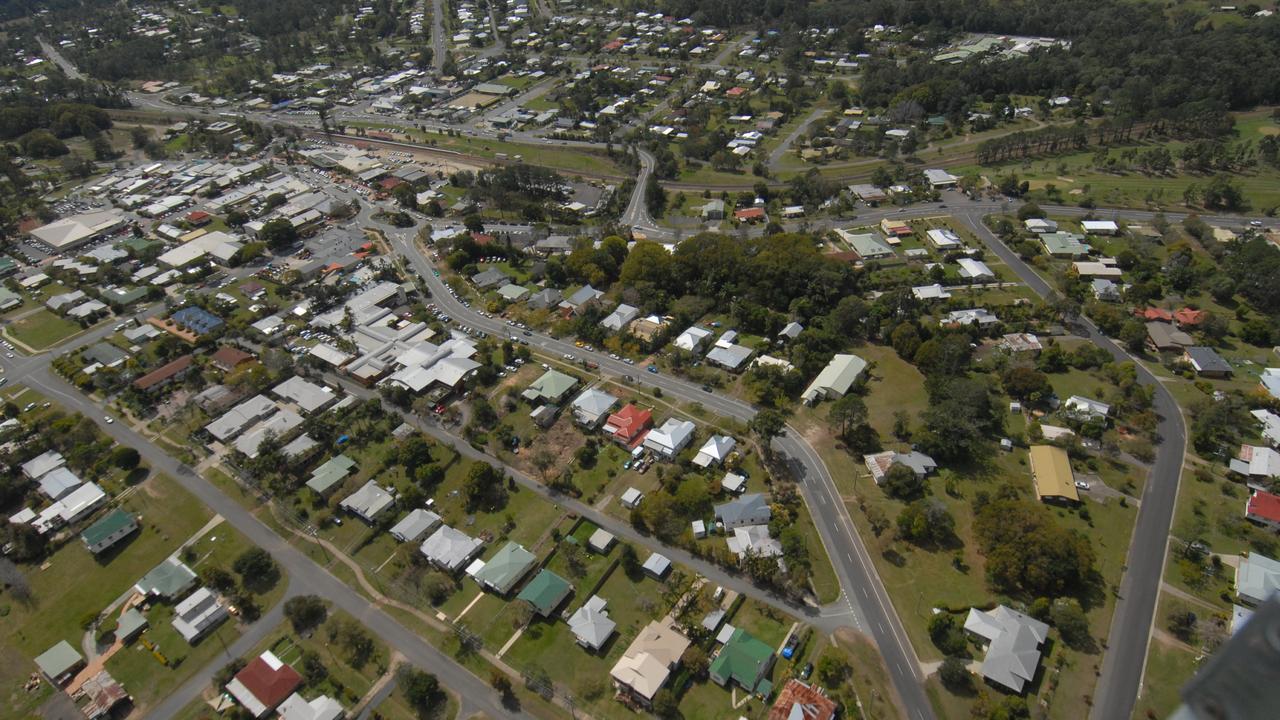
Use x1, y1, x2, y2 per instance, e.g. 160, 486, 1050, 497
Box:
5, 309, 89, 350
1134, 638, 1202, 720
3, 474, 213, 660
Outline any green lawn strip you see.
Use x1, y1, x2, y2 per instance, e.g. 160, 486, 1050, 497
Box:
5, 309, 90, 350
1133, 638, 1202, 720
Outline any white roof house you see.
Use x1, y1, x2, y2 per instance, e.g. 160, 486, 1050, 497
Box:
22, 450, 66, 480
1236, 553, 1280, 605
32, 482, 107, 533
601, 304, 640, 332
390, 508, 443, 543
725, 525, 782, 559
338, 481, 395, 523
1064, 395, 1111, 420
956, 258, 994, 279
964, 605, 1049, 694
420, 526, 483, 572
643, 418, 696, 457
1252, 409, 1280, 447
620, 487, 644, 509
277, 693, 344, 720
674, 326, 713, 352
569, 596, 617, 651
171, 587, 229, 643
1024, 218, 1058, 234
912, 284, 952, 301
1231, 445, 1280, 479
692, 435, 736, 468
946, 308, 999, 326
705, 344, 754, 371
801, 353, 867, 404
715, 493, 771, 529
38, 467, 83, 500
642, 552, 671, 578
721, 472, 748, 494
272, 377, 336, 414
572, 387, 618, 428
926, 228, 962, 250
1081, 220, 1119, 235
924, 168, 959, 187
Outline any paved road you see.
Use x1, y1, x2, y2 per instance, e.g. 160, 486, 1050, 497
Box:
951, 211, 1188, 720
768, 108, 826, 169
37, 36, 84, 80
386, 228, 937, 719
430, 0, 447, 73
0, 347, 522, 719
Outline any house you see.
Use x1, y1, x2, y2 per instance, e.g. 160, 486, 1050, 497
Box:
610, 621, 691, 706
523, 369, 579, 404
32, 482, 107, 533
693, 435, 736, 468
957, 258, 994, 280
277, 693, 345, 720
1184, 347, 1232, 378
834, 229, 894, 260
1146, 322, 1194, 352
133, 354, 195, 392
768, 679, 838, 720
1251, 409, 1280, 448
1245, 490, 1280, 530
924, 168, 958, 188
1263, 368, 1280, 401
716, 493, 771, 529
390, 508, 443, 543
735, 207, 766, 223
1174, 308, 1208, 328
605, 404, 653, 447
171, 306, 225, 336
709, 627, 775, 693
926, 228, 963, 250
172, 586, 230, 643
946, 308, 999, 326
1081, 220, 1119, 235
1073, 261, 1123, 278
572, 388, 618, 428
642, 552, 671, 579
801, 353, 867, 404
778, 322, 803, 341
965, 605, 1049, 693
135, 557, 198, 599
1024, 218, 1058, 234
306, 454, 356, 496
516, 569, 573, 616
527, 287, 563, 310
1039, 232, 1090, 257
588, 528, 616, 554
497, 284, 530, 303
601, 304, 640, 332
692, 520, 707, 538
1230, 445, 1280, 481
211, 346, 255, 372
849, 184, 888, 203
226, 651, 303, 718
560, 284, 604, 313
912, 284, 952, 301
81, 508, 138, 555
339, 481, 395, 523
621, 487, 644, 510
1091, 279, 1120, 301
420, 526, 483, 572
863, 451, 937, 485
674, 326, 713, 353
1064, 395, 1110, 421
473, 542, 537, 594
1029, 445, 1080, 504
471, 267, 511, 289
273, 376, 337, 414
1235, 553, 1280, 605
38, 467, 82, 501
880, 218, 912, 238
1001, 333, 1043, 354
569, 595, 617, 651
644, 418, 696, 457
22, 450, 66, 480
78, 670, 130, 719
726, 524, 782, 559
35, 640, 84, 685
722, 472, 748, 494
707, 344, 754, 371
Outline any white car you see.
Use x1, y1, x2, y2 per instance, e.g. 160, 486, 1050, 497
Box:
104, 415, 115, 424
1074, 481, 1090, 490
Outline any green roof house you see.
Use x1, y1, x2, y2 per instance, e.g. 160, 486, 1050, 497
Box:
81, 508, 139, 555
35, 640, 84, 685
134, 557, 198, 600
116, 608, 149, 642
516, 569, 573, 616
521, 369, 579, 405
473, 542, 537, 595
306, 454, 357, 496
709, 628, 776, 693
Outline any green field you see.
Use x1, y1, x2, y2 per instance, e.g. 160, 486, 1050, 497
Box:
4, 309, 89, 351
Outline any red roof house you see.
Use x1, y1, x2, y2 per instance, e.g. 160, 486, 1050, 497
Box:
604, 404, 653, 447
1245, 490, 1280, 530
185, 210, 212, 226
734, 207, 766, 223
211, 346, 255, 373
768, 680, 838, 720
1174, 308, 1208, 327
1134, 307, 1173, 322
725, 86, 747, 98
225, 652, 302, 718
132, 354, 194, 392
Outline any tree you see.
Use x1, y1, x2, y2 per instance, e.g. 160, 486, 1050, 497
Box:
651, 689, 680, 720
882, 464, 925, 501
283, 595, 327, 634
974, 497, 1096, 597
1119, 319, 1148, 353
1001, 366, 1051, 402
299, 649, 327, 684
939, 656, 972, 692
232, 547, 278, 592
897, 499, 956, 546
392, 183, 417, 209
816, 654, 850, 687
490, 670, 513, 698
200, 565, 236, 593
928, 613, 969, 656
398, 666, 442, 713
1050, 597, 1092, 650
259, 218, 298, 250
828, 394, 868, 441
530, 449, 556, 481
464, 461, 508, 511
110, 446, 140, 470
749, 409, 786, 457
